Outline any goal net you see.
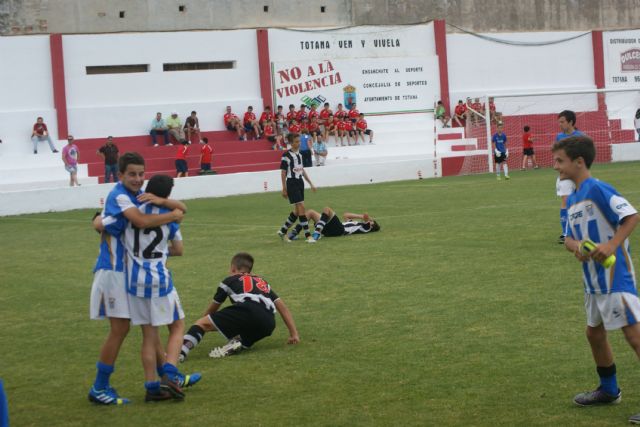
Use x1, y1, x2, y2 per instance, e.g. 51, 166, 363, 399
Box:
437, 89, 640, 176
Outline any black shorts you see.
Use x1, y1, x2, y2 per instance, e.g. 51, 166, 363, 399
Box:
200, 163, 211, 171
267, 135, 276, 142
310, 130, 322, 136
494, 154, 506, 164
286, 178, 305, 204
358, 129, 372, 135
226, 123, 236, 131
175, 159, 188, 172
523, 148, 534, 156
209, 302, 275, 347
322, 214, 345, 237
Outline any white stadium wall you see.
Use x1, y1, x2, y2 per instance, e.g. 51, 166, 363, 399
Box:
0, 35, 59, 157
268, 24, 440, 115
62, 30, 262, 138
447, 31, 597, 114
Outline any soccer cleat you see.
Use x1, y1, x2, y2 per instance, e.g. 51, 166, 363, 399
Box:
277, 230, 285, 239
505, 175, 510, 180
287, 233, 299, 241
52, 149, 59, 153
34, 150, 38, 154
306, 236, 316, 243
145, 388, 173, 402
88, 386, 131, 406
558, 235, 566, 244
160, 374, 185, 400
496, 176, 501, 181
629, 413, 640, 424
573, 387, 621, 406
209, 338, 243, 359
178, 353, 186, 363
312, 231, 321, 241
176, 372, 202, 388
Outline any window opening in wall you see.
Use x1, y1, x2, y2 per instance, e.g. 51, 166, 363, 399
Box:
163, 61, 236, 72
320, 6, 326, 12
86, 64, 149, 75
119, 11, 125, 18
264, 5, 269, 12
179, 5, 186, 12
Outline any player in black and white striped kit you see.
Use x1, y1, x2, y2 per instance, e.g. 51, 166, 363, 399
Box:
277, 133, 317, 243
288, 206, 381, 241
179, 252, 300, 361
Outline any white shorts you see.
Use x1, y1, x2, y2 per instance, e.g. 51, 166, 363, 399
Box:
556, 177, 575, 197
585, 292, 640, 330
128, 288, 185, 326
90, 269, 130, 320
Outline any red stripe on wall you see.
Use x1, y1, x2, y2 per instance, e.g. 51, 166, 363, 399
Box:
256, 29, 273, 109
49, 34, 68, 140
434, 20, 450, 115
591, 30, 606, 111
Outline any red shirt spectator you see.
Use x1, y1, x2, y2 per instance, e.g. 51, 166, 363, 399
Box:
296, 108, 308, 122
325, 117, 336, 131
288, 123, 301, 133
522, 131, 534, 149
200, 143, 213, 163
259, 111, 273, 124
356, 118, 368, 130
299, 122, 309, 133
263, 124, 275, 137
308, 121, 320, 133
454, 103, 467, 117
335, 107, 347, 119
223, 112, 238, 127
243, 111, 256, 125
176, 144, 189, 160
348, 107, 360, 121
336, 120, 346, 131
471, 101, 483, 113
33, 122, 48, 135
343, 120, 353, 131
308, 108, 319, 121
319, 107, 332, 124
286, 109, 297, 124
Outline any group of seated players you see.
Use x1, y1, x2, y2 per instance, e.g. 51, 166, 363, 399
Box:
435, 97, 502, 128
223, 102, 374, 150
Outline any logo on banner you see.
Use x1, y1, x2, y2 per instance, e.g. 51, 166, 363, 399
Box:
620, 49, 640, 72
301, 94, 327, 108
343, 85, 357, 109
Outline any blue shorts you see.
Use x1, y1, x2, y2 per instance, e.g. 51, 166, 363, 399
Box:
175, 159, 188, 173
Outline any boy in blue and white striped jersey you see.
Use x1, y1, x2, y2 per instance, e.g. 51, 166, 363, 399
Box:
554, 136, 640, 423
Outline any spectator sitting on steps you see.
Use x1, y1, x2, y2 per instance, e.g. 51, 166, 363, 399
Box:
31, 117, 59, 154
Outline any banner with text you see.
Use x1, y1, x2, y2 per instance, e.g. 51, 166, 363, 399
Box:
603, 29, 640, 88
272, 56, 438, 115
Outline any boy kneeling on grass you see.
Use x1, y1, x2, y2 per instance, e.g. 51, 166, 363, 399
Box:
180, 252, 299, 361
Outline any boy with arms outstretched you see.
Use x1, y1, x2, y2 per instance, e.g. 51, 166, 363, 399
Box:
288, 207, 380, 241
554, 136, 640, 424
89, 153, 185, 405
179, 253, 300, 361
277, 133, 316, 243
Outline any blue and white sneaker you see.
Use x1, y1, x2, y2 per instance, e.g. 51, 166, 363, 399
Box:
88, 386, 131, 405
287, 233, 299, 241
311, 231, 321, 241
176, 372, 202, 388
573, 387, 621, 406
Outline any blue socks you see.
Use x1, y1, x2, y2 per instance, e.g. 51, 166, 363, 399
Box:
144, 381, 161, 392
94, 361, 114, 390
597, 364, 618, 395
560, 208, 568, 236
162, 363, 179, 380
0, 379, 8, 427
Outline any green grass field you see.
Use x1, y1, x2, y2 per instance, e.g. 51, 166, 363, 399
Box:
2, 162, 640, 426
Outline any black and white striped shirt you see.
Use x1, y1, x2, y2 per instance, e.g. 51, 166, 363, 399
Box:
343, 221, 374, 235
280, 150, 304, 180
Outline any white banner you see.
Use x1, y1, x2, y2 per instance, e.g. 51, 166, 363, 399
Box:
603, 30, 640, 88
268, 24, 436, 62
272, 56, 439, 114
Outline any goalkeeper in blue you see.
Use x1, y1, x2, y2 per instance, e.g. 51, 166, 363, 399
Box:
553, 135, 640, 424
492, 123, 509, 180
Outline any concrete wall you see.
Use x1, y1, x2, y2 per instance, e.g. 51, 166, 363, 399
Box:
3, 0, 640, 35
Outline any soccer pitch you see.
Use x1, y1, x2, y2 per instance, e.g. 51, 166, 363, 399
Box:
2, 162, 640, 426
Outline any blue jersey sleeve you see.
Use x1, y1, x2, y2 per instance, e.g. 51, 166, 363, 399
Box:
594, 181, 638, 226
